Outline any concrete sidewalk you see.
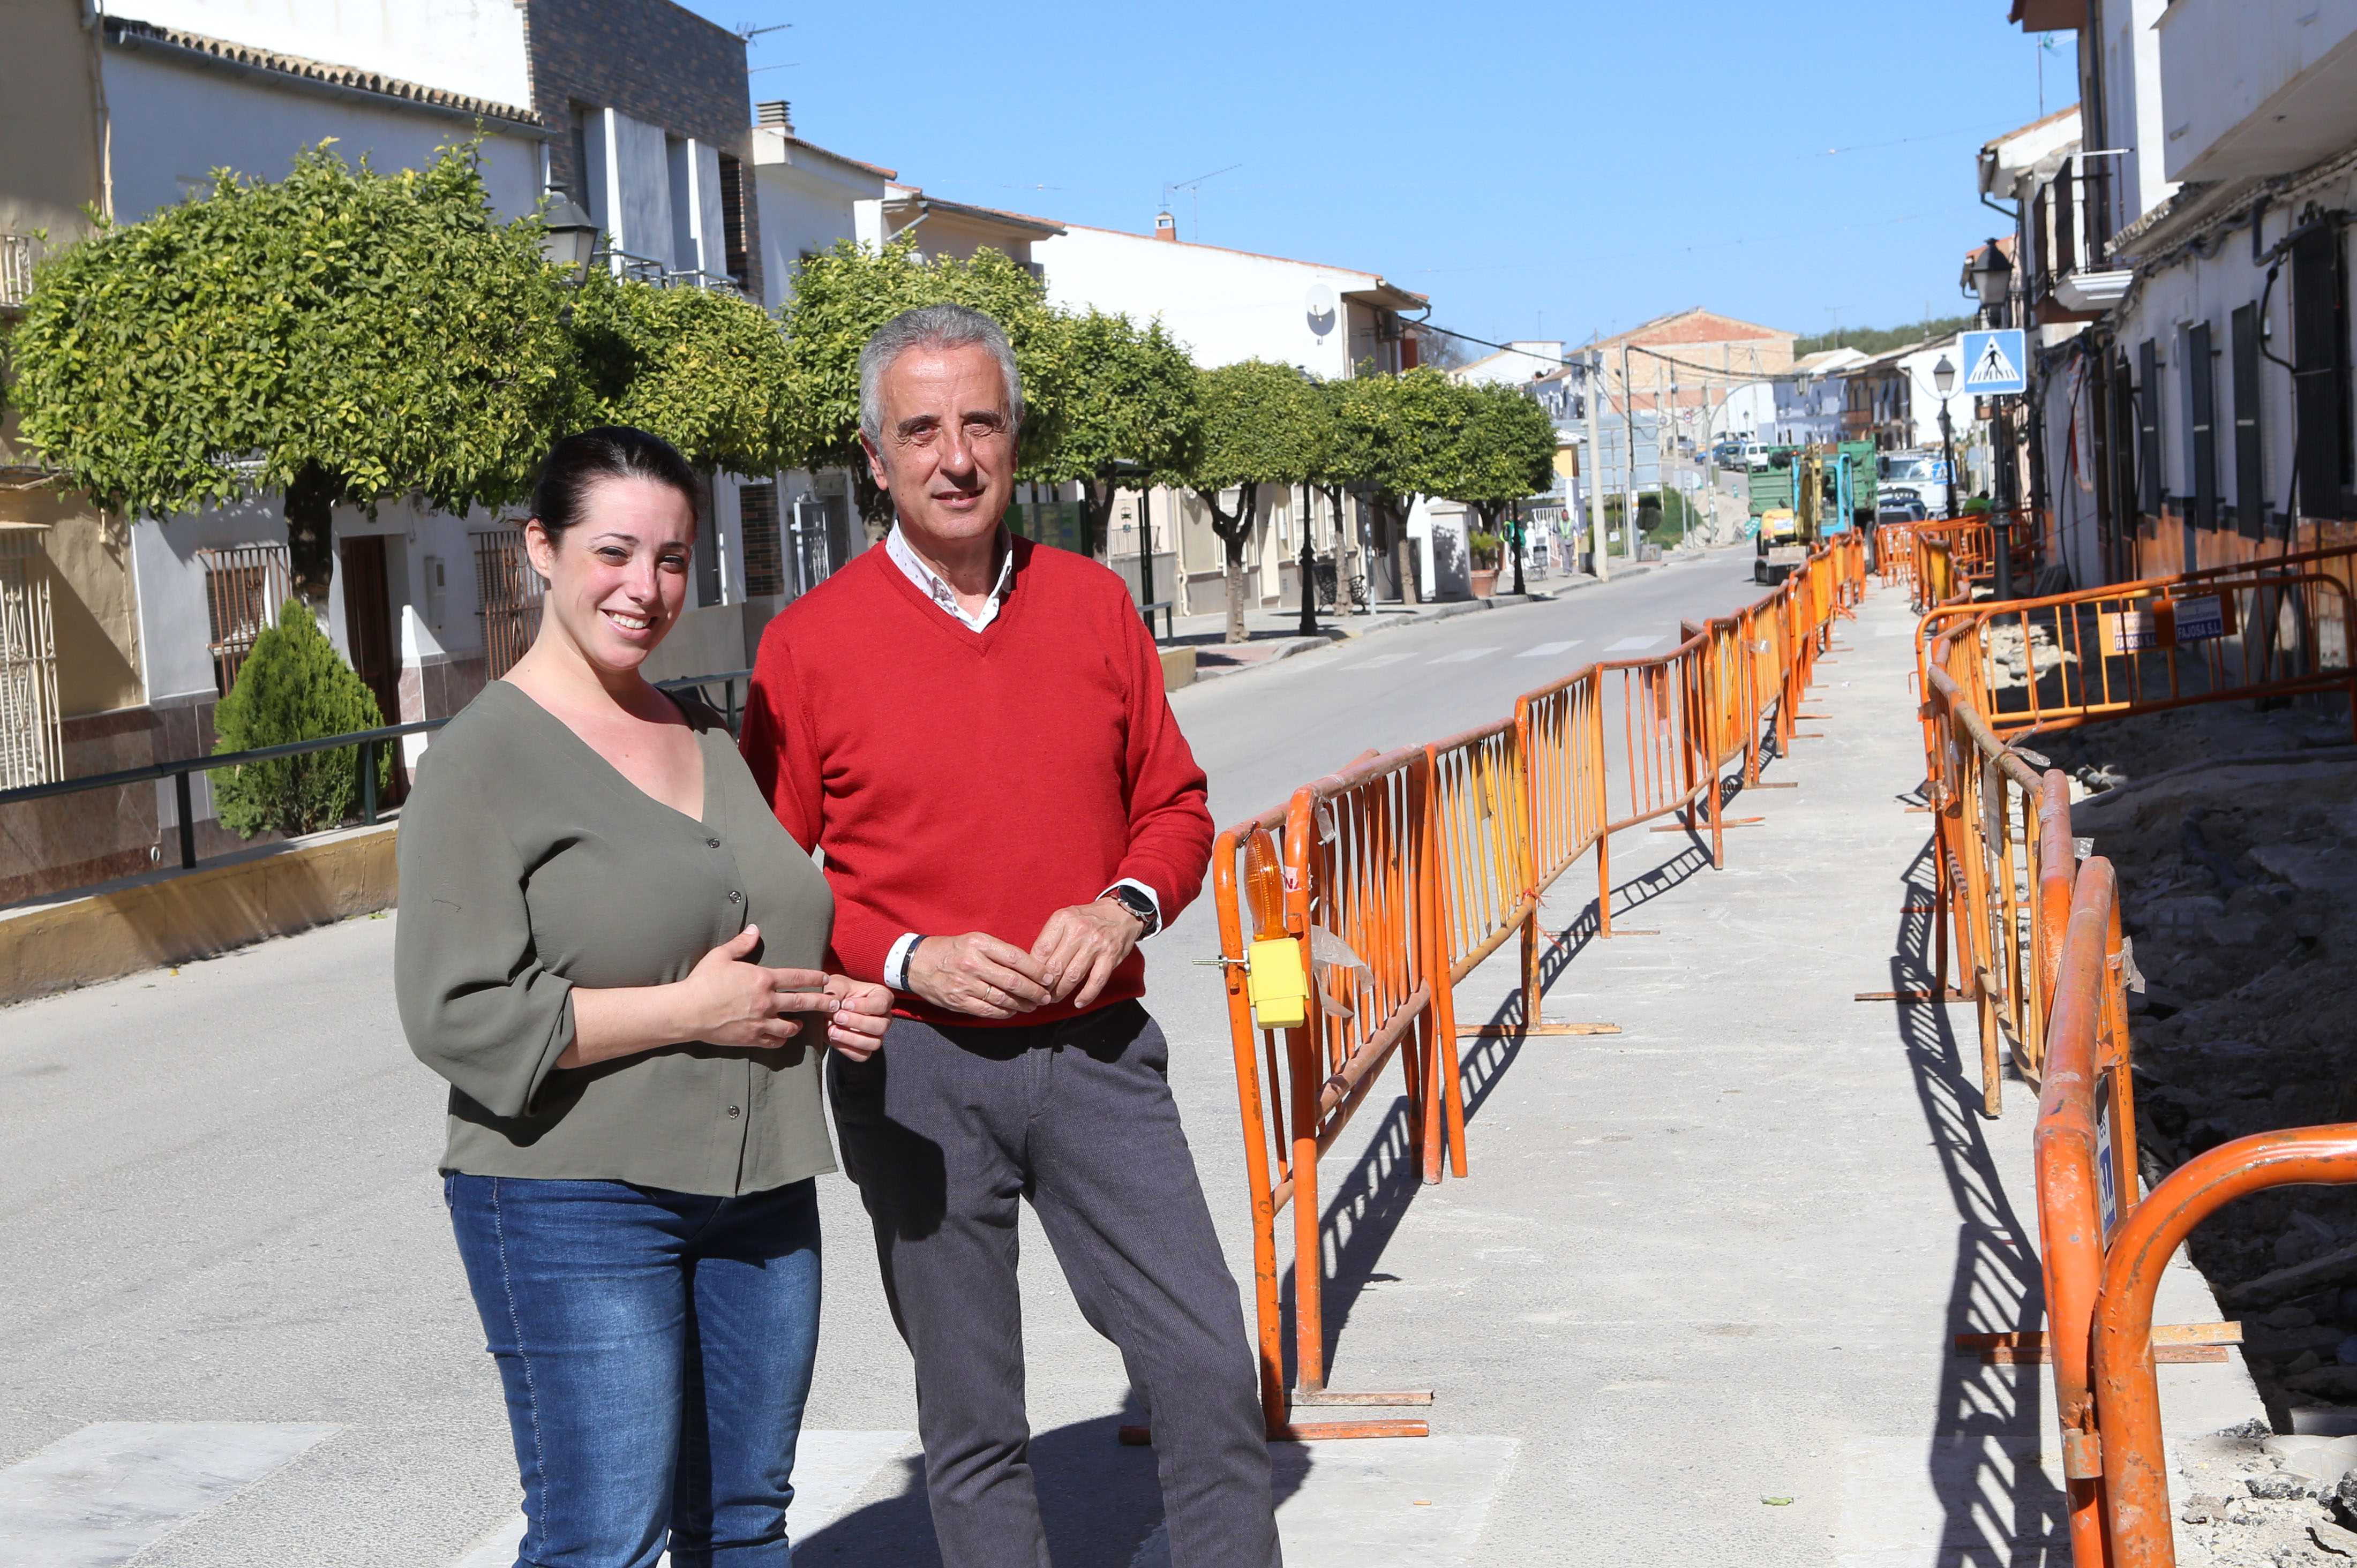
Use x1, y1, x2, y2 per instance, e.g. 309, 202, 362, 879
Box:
1227, 577, 2265, 1564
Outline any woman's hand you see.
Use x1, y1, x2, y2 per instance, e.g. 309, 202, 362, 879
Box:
681, 924, 834, 1049
813, 975, 894, 1061
560, 926, 838, 1068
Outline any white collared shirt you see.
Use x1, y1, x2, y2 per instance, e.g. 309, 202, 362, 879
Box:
885, 522, 1015, 632
877, 519, 1161, 991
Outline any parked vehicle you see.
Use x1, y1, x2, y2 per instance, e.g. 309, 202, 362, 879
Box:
1878, 497, 1928, 523
1715, 438, 1770, 471
1876, 450, 1950, 517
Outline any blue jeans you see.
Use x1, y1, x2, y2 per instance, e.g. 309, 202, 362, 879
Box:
445, 1174, 822, 1568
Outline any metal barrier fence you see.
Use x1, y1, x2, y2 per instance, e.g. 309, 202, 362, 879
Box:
1916, 544, 2357, 1115
1213, 534, 1868, 1441
1912, 546, 2357, 1567
0, 669, 755, 873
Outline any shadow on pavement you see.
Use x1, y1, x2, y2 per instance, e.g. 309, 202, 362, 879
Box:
1885, 836, 2070, 1565
1286, 836, 1714, 1390
790, 1413, 1315, 1566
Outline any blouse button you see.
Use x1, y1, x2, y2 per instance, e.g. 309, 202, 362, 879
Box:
707, 838, 720, 849
726, 1104, 741, 1119
727, 890, 742, 904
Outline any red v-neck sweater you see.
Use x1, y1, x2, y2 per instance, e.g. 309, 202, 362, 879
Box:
740, 537, 1212, 1027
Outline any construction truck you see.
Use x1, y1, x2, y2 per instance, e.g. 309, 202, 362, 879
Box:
1749, 440, 1878, 584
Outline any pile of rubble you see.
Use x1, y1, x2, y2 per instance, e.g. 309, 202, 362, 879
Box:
2033, 697, 2357, 1432
2171, 1430, 2357, 1566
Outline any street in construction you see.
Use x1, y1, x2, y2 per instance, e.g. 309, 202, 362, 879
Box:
0, 555, 2264, 1566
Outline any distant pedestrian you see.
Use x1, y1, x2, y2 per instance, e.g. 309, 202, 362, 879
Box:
395, 426, 893, 1568
740, 305, 1279, 1568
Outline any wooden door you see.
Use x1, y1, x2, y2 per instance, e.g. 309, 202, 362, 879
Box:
339, 534, 407, 802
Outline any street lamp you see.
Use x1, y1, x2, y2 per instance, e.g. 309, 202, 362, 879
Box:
1932, 354, 1960, 521
1968, 239, 2013, 322
539, 191, 600, 287
1108, 459, 1158, 637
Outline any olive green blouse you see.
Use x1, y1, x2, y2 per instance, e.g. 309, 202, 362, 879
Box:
394, 681, 837, 1195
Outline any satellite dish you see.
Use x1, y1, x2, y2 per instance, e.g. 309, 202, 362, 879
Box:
1305, 282, 1337, 336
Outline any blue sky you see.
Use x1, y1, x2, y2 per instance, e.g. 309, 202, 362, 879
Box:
689, 0, 2075, 350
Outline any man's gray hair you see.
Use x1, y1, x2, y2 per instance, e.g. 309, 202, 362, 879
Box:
857, 304, 1025, 446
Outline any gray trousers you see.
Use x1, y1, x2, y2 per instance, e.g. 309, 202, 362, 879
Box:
827, 1000, 1280, 1568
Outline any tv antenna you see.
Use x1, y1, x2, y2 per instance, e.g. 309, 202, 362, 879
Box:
735, 20, 791, 40
1161, 163, 1241, 240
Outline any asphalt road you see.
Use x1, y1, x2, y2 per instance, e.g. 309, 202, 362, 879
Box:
1, 548, 1885, 1568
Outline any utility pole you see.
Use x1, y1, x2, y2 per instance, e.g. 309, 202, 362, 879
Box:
1585, 350, 1609, 582
1621, 341, 1637, 567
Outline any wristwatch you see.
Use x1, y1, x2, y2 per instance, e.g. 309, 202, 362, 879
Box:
1099, 883, 1160, 936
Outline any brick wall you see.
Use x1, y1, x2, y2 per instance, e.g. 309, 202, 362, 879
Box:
528, 0, 762, 301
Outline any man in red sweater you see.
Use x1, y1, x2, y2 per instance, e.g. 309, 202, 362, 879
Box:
741, 305, 1279, 1568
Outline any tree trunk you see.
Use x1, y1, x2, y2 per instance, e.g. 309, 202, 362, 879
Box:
283, 461, 341, 616
1318, 484, 1355, 612
1077, 476, 1119, 559
1222, 528, 1249, 645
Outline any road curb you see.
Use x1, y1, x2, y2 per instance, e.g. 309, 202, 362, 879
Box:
0, 823, 398, 1007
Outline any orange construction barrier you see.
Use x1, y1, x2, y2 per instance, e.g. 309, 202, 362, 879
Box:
1212, 747, 1459, 1440
1208, 534, 1870, 1442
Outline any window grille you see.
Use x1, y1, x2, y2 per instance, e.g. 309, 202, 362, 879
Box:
198, 543, 290, 695
739, 483, 782, 597
0, 527, 64, 789
474, 528, 543, 680
0, 232, 33, 308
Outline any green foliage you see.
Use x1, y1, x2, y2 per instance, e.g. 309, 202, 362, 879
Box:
567, 270, 795, 476
1792, 314, 1977, 359
209, 602, 388, 838
1188, 360, 1329, 515
1434, 381, 1559, 532
776, 237, 1071, 521
1330, 366, 1464, 508
11, 140, 575, 607
1040, 310, 1202, 555
1467, 530, 1504, 569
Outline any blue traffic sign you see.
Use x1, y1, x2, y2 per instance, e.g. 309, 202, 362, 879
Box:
1959, 329, 2028, 396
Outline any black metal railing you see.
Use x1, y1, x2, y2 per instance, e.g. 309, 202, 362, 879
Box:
0, 669, 756, 876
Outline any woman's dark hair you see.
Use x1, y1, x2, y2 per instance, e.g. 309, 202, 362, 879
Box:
529, 427, 702, 540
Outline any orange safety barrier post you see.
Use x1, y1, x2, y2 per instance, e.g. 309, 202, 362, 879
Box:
1210, 745, 1454, 1441
2092, 1126, 2357, 1568
2033, 851, 2142, 1567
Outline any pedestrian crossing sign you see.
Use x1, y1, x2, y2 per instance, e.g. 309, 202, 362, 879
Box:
1958, 329, 2027, 396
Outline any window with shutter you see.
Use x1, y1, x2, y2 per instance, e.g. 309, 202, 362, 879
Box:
2186, 320, 2217, 533
2231, 302, 2266, 538
2136, 338, 2162, 517
2290, 222, 2353, 520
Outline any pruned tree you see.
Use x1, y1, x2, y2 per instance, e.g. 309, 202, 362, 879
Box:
567, 269, 797, 478
1184, 360, 1326, 644
1436, 382, 1560, 593
1037, 310, 1200, 557
776, 236, 1071, 530
10, 140, 575, 613
1330, 366, 1465, 605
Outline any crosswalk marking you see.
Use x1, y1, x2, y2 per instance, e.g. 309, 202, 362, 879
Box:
0, 1422, 339, 1568
1604, 635, 1663, 653
1428, 647, 1499, 665
1517, 640, 1581, 658
447, 1429, 915, 1568
1340, 653, 1415, 670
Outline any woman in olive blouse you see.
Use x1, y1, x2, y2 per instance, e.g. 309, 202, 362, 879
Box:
396, 428, 891, 1568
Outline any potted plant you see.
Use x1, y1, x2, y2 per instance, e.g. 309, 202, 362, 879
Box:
1467, 529, 1503, 599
